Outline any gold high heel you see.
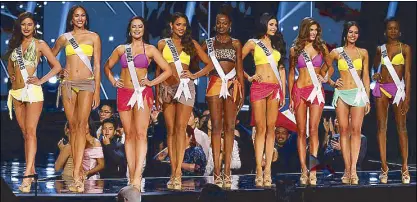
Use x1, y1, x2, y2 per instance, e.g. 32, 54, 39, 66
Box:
379, 167, 389, 184
309, 171, 317, 186
19, 178, 33, 193
172, 175, 182, 190
341, 171, 351, 185
69, 177, 84, 193
214, 173, 223, 188
263, 171, 273, 188
223, 173, 232, 189
255, 172, 263, 187
401, 168, 410, 184
350, 173, 359, 185
167, 175, 174, 189
299, 170, 308, 186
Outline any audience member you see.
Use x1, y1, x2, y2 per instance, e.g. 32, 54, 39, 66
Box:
55, 121, 74, 180
117, 186, 141, 202
82, 117, 105, 180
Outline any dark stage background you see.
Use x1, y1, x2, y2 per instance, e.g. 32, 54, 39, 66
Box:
1, 2, 415, 168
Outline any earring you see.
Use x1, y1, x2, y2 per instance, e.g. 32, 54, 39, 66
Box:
70, 21, 73, 26
129, 32, 131, 36
229, 27, 232, 33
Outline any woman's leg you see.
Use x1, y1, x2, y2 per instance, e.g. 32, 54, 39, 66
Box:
72, 91, 94, 181
13, 100, 30, 177
119, 110, 135, 181
131, 101, 151, 186
163, 103, 177, 177
222, 96, 238, 177
61, 88, 77, 178
335, 99, 351, 174
349, 106, 365, 177
393, 101, 408, 172
375, 96, 390, 172
174, 103, 193, 177
295, 100, 308, 172
264, 96, 279, 174
252, 99, 267, 176
207, 96, 224, 178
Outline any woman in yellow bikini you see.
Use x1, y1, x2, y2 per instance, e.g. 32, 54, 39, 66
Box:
6, 12, 62, 192
326, 21, 371, 185
372, 17, 411, 184
51, 5, 101, 192
242, 13, 286, 188
156, 12, 213, 190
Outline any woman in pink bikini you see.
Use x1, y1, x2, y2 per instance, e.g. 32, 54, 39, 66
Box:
104, 16, 172, 191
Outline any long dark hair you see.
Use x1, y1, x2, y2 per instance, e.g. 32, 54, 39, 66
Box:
255, 13, 287, 66
125, 16, 149, 44
292, 17, 327, 64
5, 12, 38, 59
341, 21, 360, 46
162, 12, 196, 58
65, 5, 90, 32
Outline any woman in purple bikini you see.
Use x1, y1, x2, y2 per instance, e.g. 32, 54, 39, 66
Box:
372, 17, 411, 184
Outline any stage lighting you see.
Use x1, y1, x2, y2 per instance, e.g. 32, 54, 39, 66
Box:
4, 77, 8, 83
280, 27, 284, 32
51, 39, 55, 43
44, 2, 47, 5
36, 24, 40, 29
5, 40, 9, 45
293, 26, 298, 31
201, 33, 205, 37
62, 1, 66, 4
109, 36, 114, 42
1, 5, 4, 9
19, 4, 23, 9
49, 76, 58, 84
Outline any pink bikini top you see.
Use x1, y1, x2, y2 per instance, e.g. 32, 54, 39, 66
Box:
297, 53, 323, 69
120, 43, 149, 69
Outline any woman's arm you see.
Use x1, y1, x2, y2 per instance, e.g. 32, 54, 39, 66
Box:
184, 40, 214, 79
403, 44, 412, 114
103, 45, 123, 87
288, 47, 296, 102
361, 48, 371, 99
92, 33, 102, 109
233, 39, 245, 106
154, 40, 166, 111
146, 45, 172, 86
279, 64, 286, 101
51, 35, 66, 57
241, 40, 256, 81
29, 40, 62, 85
85, 157, 105, 179
54, 144, 71, 171
7, 57, 14, 82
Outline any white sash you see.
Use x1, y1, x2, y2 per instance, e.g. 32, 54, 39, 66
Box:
380, 44, 405, 106
300, 50, 325, 104
125, 44, 146, 110
336, 47, 369, 105
251, 39, 282, 100
16, 46, 35, 102
164, 38, 192, 101
206, 37, 236, 99
64, 32, 94, 74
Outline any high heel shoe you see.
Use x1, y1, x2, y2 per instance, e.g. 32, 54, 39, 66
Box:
172, 175, 182, 190
263, 171, 273, 188
19, 178, 33, 193
309, 171, 317, 186
379, 167, 389, 184
255, 172, 263, 187
167, 175, 174, 189
350, 173, 359, 185
214, 173, 223, 188
131, 176, 142, 192
299, 170, 309, 186
69, 177, 84, 193
401, 168, 410, 184
223, 173, 232, 189
341, 171, 351, 185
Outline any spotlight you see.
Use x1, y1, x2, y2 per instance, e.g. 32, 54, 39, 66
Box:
44, 2, 47, 5
38, 5, 42, 8
4, 77, 8, 83
201, 33, 205, 37
62, 2, 66, 4
36, 24, 40, 29
5, 40, 9, 45
49, 76, 57, 84
108, 36, 114, 42
280, 27, 284, 32
1, 5, 4, 9
51, 39, 55, 43
293, 26, 298, 31
19, 4, 23, 9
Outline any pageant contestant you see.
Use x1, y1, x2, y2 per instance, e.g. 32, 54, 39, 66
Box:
104, 16, 172, 191
372, 18, 411, 184
6, 12, 62, 193
201, 5, 245, 189
242, 13, 286, 188
51, 5, 101, 192
156, 12, 213, 190
326, 21, 370, 185
289, 17, 330, 186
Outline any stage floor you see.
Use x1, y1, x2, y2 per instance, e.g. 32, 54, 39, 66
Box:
2, 169, 416, 202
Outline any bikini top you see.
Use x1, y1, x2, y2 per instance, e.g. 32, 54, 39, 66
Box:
65, 43, 93, 56
337, 48, 363, 71
381, 43, 404, 65
253, 43, 281, 66
120, 43, 149, 69
162, 42, 191, 65
297, 52, 323, 69
10, 39, 39, 75
213, 38, 236, 63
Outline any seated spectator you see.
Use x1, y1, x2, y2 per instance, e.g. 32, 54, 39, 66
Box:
271, 110, 299, 174
55, 121, 74, 180
96, 104, 125, 143
117, 186, 141, 202
100, 118, 127, 178
83, 117, 105, 180
182, 125, 207, 176
322, 116, 367, 171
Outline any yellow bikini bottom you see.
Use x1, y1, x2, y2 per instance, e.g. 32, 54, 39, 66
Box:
7, 85, 44, 120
